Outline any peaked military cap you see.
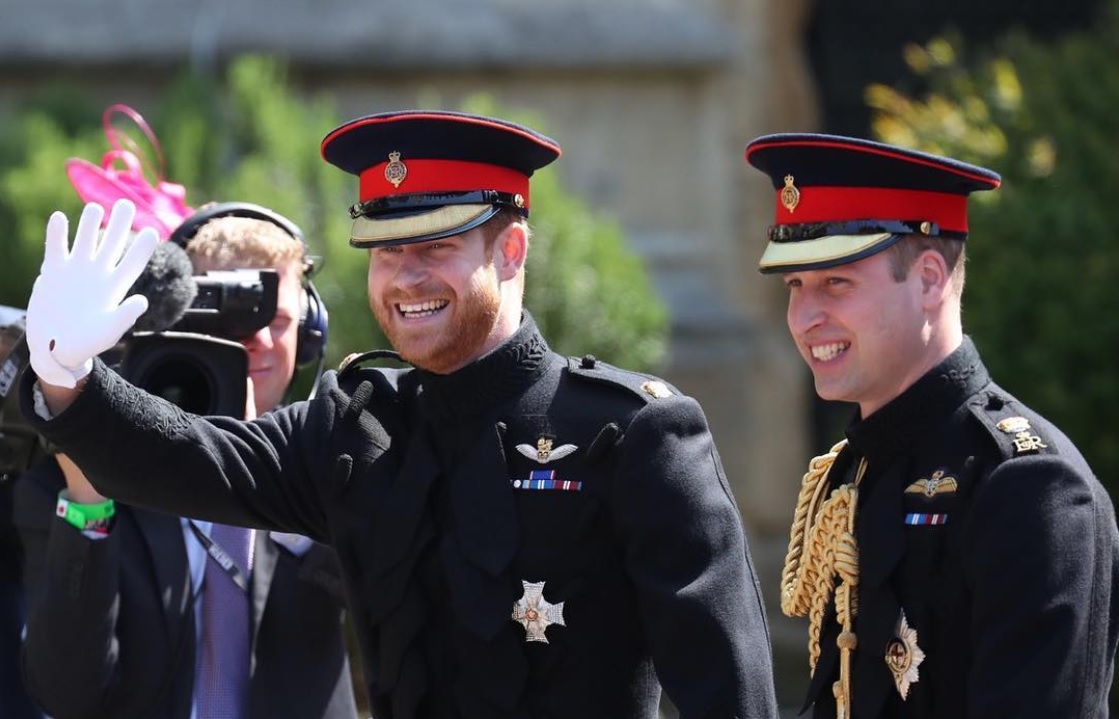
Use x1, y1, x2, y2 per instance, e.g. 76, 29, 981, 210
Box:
321, 110, 561, 248
744, 133, 1001, 273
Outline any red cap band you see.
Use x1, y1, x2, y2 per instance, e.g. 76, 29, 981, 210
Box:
774, 186, 969, 233
360, 159, 530, 206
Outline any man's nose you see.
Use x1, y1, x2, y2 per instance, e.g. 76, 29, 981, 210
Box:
241, 324, 272, 350
787, 293, 825, 336
392, 253, 430, 288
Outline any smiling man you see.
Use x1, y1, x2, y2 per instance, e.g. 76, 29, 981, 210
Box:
19, 111, 779, 719
746, 133, 1119, 718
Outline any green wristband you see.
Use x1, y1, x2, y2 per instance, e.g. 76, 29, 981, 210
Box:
56, 491, 116, 532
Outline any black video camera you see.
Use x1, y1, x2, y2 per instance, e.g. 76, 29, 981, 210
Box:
0, 306, 44, 480
116, 269, 279, 418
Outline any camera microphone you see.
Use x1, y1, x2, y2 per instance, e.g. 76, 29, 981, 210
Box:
128, 240, 198, 333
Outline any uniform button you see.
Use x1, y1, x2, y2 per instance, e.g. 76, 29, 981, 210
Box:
580, 354, 596, 369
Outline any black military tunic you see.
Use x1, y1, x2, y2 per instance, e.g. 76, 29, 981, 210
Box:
22, 313, 778, 719
800, 337, 1119, 718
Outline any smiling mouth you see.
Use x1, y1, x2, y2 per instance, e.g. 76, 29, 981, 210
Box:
810, 341, 850, 362
396, 300, 449, 319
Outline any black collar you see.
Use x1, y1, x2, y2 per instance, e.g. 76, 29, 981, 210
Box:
845, 336, 989, 458
414, 311, 550, 424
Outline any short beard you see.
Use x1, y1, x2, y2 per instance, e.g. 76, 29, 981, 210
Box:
375, 267, 503, 374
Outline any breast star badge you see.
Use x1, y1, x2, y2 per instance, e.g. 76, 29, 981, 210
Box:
511, 580, 566, 643
515, 437, 578, 464
884, 609, 925, 700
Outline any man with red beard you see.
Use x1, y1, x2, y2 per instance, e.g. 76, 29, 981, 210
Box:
746, 133, 1119, 718
17, 111, 779, 719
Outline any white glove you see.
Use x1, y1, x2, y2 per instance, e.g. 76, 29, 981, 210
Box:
25, 200, 159, 388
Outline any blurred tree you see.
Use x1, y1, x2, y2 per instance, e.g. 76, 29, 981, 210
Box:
864, 0, 1119, 538
0, 56, 668, 378
461, 96, 668, 374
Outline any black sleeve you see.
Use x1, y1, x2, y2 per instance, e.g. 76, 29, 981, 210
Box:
964, 454, 1119, 716
20, 359, 396, 543
609, 395, 778, 719
13, 459, 132, 719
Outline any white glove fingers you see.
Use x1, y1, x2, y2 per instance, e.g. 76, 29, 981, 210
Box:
42, 212, 71, 271
106, 295, 151, 339
106, 227, 158, 300
97, 199, 138, 269
72, 203, 107, 262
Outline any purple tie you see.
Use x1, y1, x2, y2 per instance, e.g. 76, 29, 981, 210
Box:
195, 523, 254, 719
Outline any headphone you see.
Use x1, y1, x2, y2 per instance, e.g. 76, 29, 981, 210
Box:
169, 202, 329, 367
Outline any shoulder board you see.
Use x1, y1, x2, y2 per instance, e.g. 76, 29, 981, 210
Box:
966, 388, 1056, 460
565, 354, 680, 404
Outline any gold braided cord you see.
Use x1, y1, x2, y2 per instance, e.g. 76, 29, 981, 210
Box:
779, 442, 866, 719
780, 440, 848, 619
800, 482, 859, 669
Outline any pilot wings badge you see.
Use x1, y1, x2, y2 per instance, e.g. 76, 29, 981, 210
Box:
516, 437, 578, 464
904, 469, 958, 499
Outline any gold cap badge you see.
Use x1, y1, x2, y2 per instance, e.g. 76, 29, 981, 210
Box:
384, 151, 407, 188
780, 174, 801, 213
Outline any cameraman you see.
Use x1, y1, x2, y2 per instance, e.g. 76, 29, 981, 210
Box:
13, 205, 358, 719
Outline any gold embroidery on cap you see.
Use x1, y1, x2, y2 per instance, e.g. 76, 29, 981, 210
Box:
781, 175, 801, 213
384, 151, 407, 188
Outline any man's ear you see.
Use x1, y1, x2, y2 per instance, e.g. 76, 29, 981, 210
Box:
496, 221, 528, 281
916, 248, 950, 308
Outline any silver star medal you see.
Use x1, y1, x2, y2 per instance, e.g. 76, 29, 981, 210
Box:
512, 580, 566, 643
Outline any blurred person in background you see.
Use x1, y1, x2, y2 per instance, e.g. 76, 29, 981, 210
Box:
15, 204, 357, 719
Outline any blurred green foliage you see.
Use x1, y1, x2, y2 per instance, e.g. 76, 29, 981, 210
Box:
0, 57, 667, 382
865, 6, 1119, 497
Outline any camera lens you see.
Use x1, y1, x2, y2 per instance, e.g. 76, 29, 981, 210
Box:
120, 332, 248, 418
138, 355, 219, 415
